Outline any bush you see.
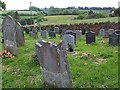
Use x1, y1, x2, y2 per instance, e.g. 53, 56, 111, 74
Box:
19, 18, 34, 25
76, 10, 108, 20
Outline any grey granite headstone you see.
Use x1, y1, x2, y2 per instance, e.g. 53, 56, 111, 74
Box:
35, 40, 46, 60
63, 34, 74, 52
75, 30, 82, 39
49, 31, 56, 38
31, 27, 38, 38
109, 33, 119, 46
36, 40, 72, 88
16, 22, 25, 46
86, 31, 96, 44
54, 27, 59, 34
41, 30, 47, 38
108, 29, 115, 35
2, 15, 17, 55
65, 31, 76, 44
99, 29, 105, 37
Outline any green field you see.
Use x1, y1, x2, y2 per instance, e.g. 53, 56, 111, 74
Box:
2, 32, 118, 88
41, 15, 118, 25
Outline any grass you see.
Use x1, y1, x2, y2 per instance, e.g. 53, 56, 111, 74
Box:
41, 15, 118, 25
2, 32, 118, 88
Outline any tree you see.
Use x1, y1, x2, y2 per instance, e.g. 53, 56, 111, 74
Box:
0, 0, 6, 10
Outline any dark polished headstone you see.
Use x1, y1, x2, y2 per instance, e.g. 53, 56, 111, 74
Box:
86, 31, 96, 44
109, 33, 119, 46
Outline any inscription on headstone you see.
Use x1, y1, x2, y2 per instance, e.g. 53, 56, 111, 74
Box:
16, 22, 25, 46
109, 33, 119, 46
36, 40, 72, 88
41, 30, 47, 38
86, 31, 96, 44
63, 34, 74, 52
2, 15, 17, 55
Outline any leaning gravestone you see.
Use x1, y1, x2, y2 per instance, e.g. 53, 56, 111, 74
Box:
99, 29, 105, 37
41, 30, 47, 38
16, 22, 25, 46
109, 33, 119, 46
54, 27, 59, 34
63, 34, 74, 52
2, 15, 17, 55
36, 40, 72, 88
86, 31, 96, 44
35, 40, 46, 60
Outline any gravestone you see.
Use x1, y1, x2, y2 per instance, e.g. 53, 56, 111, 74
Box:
61, 29, 66, 35
37, 22, 42, 31
108, 29, 115, 35
25, 27, 30, 34
115, 30, 120, 35
109, 33, 119, 46
2, 15, 17, 55
49, 31, 56, 38
35, 40, 46, 60
29, 31, 34, 37
54, 27, 59, 34
65, 31, 76, 44
32, 26, 38, 38
86, 31, 96, 44
75, 30, 82, 39
16, 22, 25, 46
41, 30, 47, 38
36, 40, 72, 88
99, 29, 105, 37
63, 34, 74, 52
104, 30, 109, 38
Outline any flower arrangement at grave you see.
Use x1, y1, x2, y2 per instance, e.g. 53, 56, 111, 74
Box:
0, 50, 14, 58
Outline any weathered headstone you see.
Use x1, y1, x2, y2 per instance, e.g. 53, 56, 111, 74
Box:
24, 27, 30, 34
54, 27, 59, 34
63, 34, 74, 52
41, 30, 47, 38
108, 29, 115, 35
104, 30, 109, 38
99, 29, 105, 37
35, 40, 46, 60
36, 40, 72, 88
86, 31, 96, 44
37, 22, 42, 31
115, 30, 120, 35
2, 15, 17, 55
32, 26, 38, 38
16, 22, 25, 46
109, 33, 119, 46
61, 29, 66, 35
65, 31, 76, 44
49, 31, 56, 38
75, 30, 82, 39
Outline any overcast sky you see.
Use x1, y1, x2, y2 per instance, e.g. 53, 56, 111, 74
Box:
2, 0, 120, 10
